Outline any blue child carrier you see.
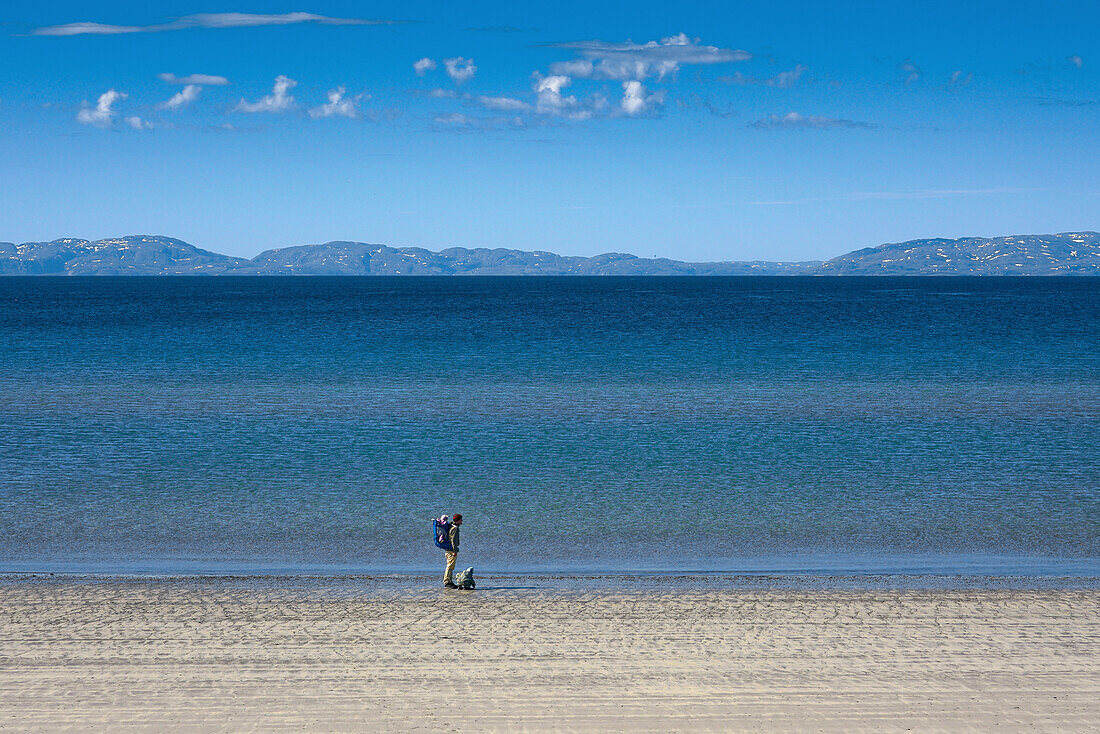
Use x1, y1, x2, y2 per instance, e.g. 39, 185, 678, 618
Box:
433, 519, 454, 551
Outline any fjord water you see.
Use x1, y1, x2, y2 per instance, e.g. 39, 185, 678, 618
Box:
1, 277, 1097, 577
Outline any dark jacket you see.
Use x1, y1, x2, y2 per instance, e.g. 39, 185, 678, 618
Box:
448, 524, 460, 553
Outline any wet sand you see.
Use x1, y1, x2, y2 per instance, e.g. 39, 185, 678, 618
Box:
1, 579, 1097, 732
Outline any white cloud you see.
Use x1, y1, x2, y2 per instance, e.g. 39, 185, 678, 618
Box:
126, 116, 152, 130
76, 89, 125, 127
476, 95, 530, 111
1068, 55, 1084, 69
33, 12, 389, 36
414, 57, 437, 76
751, 112, 872, 130
549, 33, 751, 81
444, 57, 477, 84
235, 75, 296, 113
309, 87, 364, 119
534, 74, 579, 115
159, 73, 229, 86
159, 84, 201, 110
531, 74, 604, 120
428, 88, 457, 98
620, 81, 663, 116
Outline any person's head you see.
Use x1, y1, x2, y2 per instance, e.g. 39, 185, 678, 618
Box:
452, 513, 463, 526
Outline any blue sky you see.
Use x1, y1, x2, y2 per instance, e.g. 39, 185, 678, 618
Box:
1, 1, 1097, 260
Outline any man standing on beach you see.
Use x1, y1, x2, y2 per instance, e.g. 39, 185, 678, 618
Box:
444, 513, 462, 588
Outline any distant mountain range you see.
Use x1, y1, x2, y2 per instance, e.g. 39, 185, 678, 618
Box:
2, 232, 1098, 276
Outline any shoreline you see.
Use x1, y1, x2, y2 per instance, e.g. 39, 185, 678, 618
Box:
3, 552, 1098, 580
2, 563, 1100, 589
1, 580, 1097, 731
3, 567, 1100, 592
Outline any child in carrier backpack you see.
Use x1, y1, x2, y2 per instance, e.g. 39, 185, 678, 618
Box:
432, 512, 462, 587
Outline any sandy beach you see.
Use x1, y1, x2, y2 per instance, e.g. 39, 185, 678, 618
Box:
0, 579, 1097, 732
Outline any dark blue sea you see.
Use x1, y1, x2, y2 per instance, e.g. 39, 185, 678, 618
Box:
1, 277, 1097, 579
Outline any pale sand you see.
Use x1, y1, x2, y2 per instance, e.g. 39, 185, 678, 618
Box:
1, 580, 1098, 732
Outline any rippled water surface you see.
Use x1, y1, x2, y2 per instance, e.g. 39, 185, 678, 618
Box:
1, 277, 1097, 575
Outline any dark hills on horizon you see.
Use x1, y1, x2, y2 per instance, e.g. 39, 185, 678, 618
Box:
1, 231, 1098, 276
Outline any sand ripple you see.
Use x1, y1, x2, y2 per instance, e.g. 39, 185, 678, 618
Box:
0, 581, 1098, 731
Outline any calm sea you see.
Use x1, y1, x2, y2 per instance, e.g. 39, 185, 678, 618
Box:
1, 277, 1097, 577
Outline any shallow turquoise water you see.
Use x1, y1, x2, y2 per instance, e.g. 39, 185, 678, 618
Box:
1, 277, 1097, 575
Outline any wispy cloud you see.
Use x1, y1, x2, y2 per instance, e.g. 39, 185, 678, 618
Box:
309, 87, 364, 119
743, 188, 1035, 206
444, 57, 477, 84
547, 33, 751, 81
847, 188, 1034, 200
420, 87, 531, 113
899, 59, 921, 85
464, 25, 526, 33
434, 112, 474, 126
159, 84, 201, 110
32, 12, 391, 36
948, 70, 973, 88
1017, 55, 1090, 75
159, 73, 229, 86
476, 95, 530, 111
76, 89, 125, 127
702, 99, 737, 119
751, 112, 872, 130
719, 64, 807, 89
126, 116, 152, 130
548, 59, 595, 78
1032, 96, 1099, 107
674, 94, 737, 118
769, 65, 807, 89
422, 87, 534, 114
235, 75, 296, 113
413, 57, 437, 76
433, 112, 526, 131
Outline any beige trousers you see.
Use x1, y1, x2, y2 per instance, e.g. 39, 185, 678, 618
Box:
443, 551, 458, 584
